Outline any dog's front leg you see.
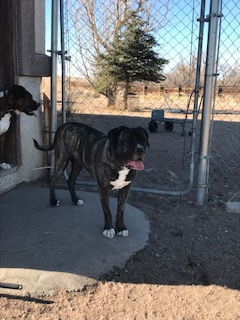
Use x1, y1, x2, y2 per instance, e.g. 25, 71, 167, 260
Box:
116, 185, 131, 237
98, 186, 115, 238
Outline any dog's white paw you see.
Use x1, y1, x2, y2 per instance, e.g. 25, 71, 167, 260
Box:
103, 228, 115, 238
0, 162, 12, 170
77, 199, 84, 206
56, 200, 61, 207
118, 230, 129, 237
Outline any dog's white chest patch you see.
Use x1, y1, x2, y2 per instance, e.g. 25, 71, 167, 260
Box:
110, 167, 131, 190
0, 113, 11, 135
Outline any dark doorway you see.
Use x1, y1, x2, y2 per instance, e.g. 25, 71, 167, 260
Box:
0, 0, 21, 167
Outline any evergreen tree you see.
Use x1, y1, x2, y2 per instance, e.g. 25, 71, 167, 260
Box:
95, 13, 168, 109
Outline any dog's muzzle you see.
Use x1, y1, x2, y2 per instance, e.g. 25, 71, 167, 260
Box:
24, 101, 41, 116
127, 144, 145, 170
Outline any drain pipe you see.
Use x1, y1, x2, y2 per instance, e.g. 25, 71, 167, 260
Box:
50, 0, 59, 174
196, 0, 222, 205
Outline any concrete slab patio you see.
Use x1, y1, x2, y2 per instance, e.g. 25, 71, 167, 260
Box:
0, 186, 149, 296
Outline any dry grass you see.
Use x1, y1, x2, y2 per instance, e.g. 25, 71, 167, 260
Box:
42, 77, 240, 123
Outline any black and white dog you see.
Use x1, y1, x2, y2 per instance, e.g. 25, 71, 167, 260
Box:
33, 122, 149, 238
0, 85, 40, 169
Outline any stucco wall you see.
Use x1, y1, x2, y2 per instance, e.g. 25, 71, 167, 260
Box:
0, 77, 44, 193
34, 0, 45, 55
18, 0, 51, 77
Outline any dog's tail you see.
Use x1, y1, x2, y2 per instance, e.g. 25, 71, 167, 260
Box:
33, 139, 54, 151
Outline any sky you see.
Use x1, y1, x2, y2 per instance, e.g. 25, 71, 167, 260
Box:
44, 0, 240, 76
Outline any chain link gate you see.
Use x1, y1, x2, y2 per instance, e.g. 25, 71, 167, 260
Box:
60, 0, 202, 196
49, 0, 239, 202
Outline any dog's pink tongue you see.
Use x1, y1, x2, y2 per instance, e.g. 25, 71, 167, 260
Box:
128, 160, 144, 170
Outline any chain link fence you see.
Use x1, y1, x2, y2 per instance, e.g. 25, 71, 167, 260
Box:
51, 0, 240, 201
208, 0, 240, 202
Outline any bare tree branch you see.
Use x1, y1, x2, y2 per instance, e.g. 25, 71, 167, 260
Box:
68, 0, 170, 83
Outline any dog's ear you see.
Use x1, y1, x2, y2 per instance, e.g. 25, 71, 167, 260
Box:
12, 85, 25, 93
6, 85, 24, 107
136, 127, 150, 148
6, 85, 30, 110
107, 126, 130, 158
108, 126, 129, 144
8, 85, 25, 97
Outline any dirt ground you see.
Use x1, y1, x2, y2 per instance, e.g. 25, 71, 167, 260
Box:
1, 110, 240, 319
1, 283, 240, 320
1, 193, 240, 319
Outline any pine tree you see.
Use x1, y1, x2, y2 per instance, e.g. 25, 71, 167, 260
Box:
95, 13, 168, 109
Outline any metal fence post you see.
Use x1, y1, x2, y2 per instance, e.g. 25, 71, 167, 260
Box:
196, 0, 222, 205
50, 0, 59, 174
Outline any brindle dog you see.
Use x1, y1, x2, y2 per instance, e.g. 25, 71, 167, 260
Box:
34, 122, 149, 238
